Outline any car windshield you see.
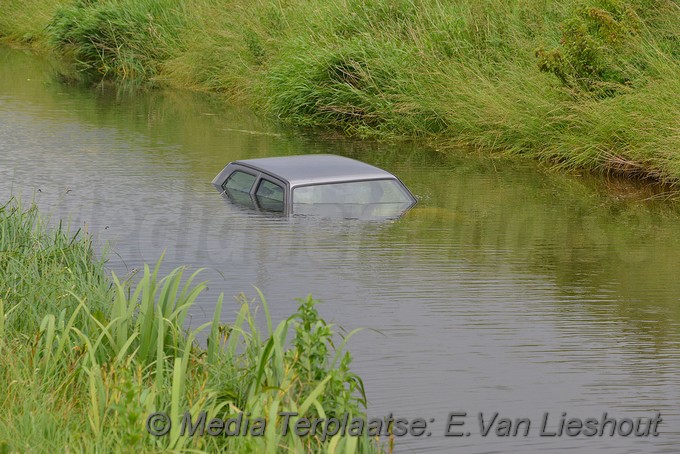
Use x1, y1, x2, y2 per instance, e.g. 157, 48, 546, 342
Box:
293, 179, 413, 205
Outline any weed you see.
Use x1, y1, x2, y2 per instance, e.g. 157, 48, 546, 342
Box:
0, 199, 382, 452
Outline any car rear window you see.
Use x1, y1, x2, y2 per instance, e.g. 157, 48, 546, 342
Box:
293, 179, 412, 205
223, 170, 256, 193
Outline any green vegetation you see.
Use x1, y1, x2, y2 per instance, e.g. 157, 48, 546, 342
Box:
1, 0, 679, 182
0, 0, 63, 46
0, 199, 379, 452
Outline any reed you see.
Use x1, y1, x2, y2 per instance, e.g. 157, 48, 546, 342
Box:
0, 199, 381, 452
2, 0, 679, 183
0, 0, 63, 46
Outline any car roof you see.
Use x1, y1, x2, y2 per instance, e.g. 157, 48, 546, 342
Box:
233, 154, 396, 186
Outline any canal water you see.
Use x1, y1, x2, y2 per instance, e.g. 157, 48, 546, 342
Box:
1, 47, 679, 453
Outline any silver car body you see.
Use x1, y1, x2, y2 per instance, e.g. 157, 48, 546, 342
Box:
212, 154, 417, 217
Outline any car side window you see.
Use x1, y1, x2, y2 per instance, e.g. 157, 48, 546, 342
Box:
223, 170, 256, 193
255, 179, 284, 202
255, 179, 284, 212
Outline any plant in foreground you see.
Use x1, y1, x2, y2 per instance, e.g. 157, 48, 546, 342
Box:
0, 199, 381, 452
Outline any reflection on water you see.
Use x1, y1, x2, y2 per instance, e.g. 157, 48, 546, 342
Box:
1, 47, 680, 453
292, 202, 414, 220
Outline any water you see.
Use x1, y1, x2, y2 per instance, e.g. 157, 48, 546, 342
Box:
1, 47, 679, 453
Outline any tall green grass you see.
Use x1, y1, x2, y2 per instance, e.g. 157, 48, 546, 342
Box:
0, 199, 381, 452
0, 0, 63, 46
47, 0, 188, 81
0, 198, 111, 335
1, 0, 679, 182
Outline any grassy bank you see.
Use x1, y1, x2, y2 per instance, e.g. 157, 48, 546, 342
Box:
1, 0, 679, 183
0, 199, 380, 452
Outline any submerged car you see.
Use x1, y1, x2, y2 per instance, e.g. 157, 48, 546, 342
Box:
212, 154, 417, 218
